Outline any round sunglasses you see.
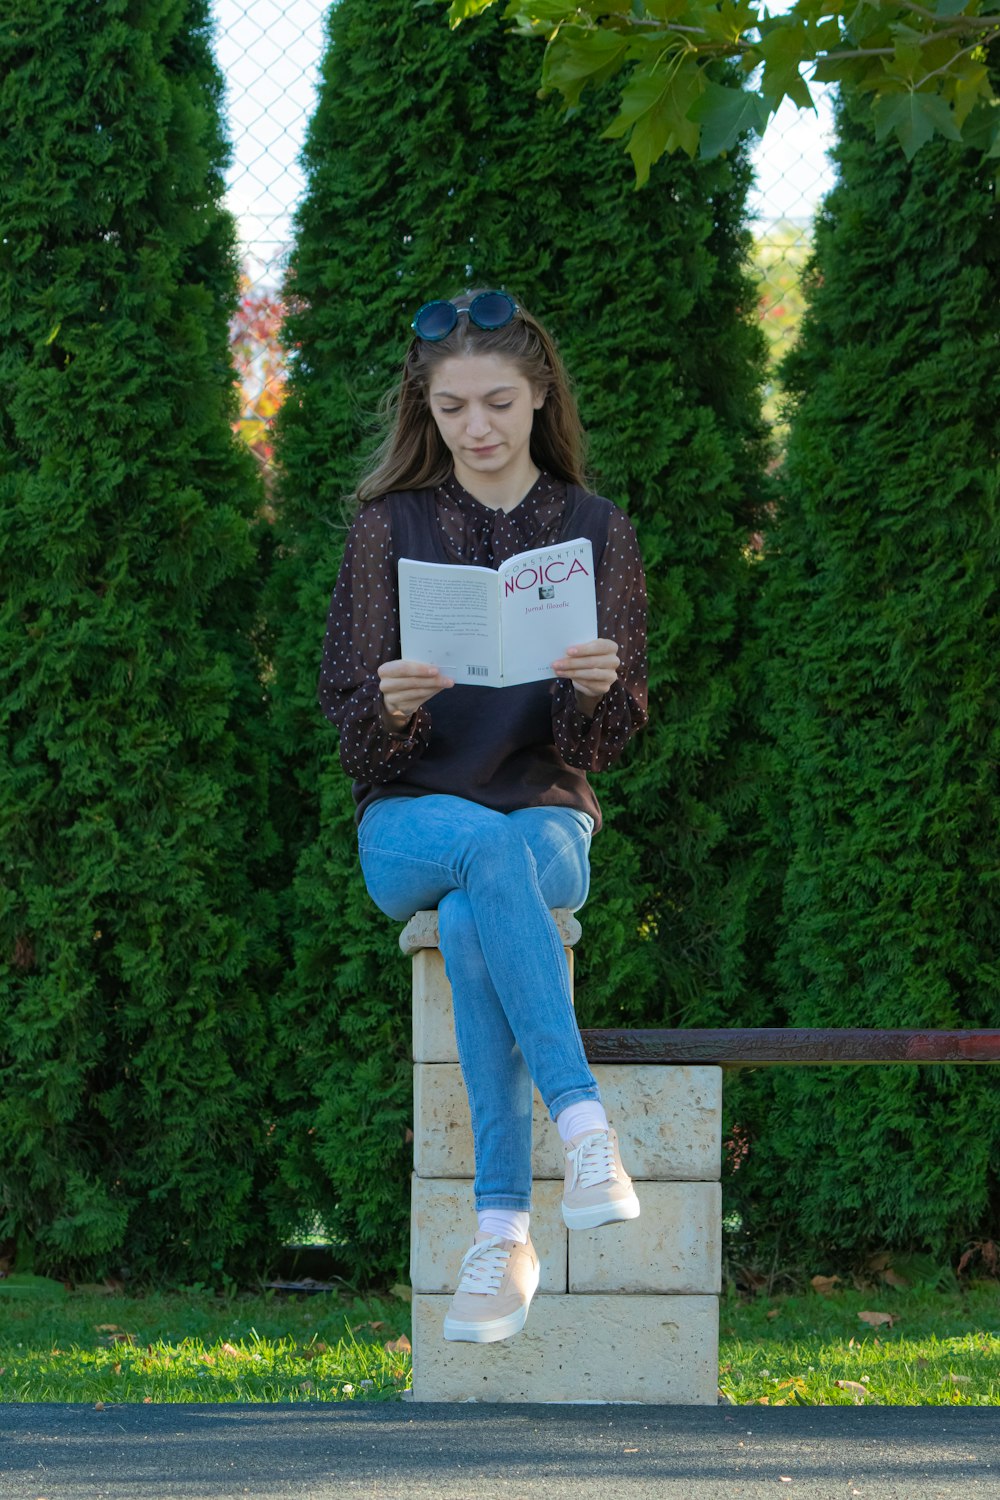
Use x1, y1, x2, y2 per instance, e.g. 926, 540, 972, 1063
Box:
411, 290, 519, 342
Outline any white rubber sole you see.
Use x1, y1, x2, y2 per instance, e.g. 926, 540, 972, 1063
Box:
442, 1262, 540, 1344
562, 1189, 641, 1230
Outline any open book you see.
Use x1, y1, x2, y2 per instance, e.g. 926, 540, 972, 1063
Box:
398, 538, 597, 688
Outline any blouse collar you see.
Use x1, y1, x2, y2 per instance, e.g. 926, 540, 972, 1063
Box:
438, 469, 560, 519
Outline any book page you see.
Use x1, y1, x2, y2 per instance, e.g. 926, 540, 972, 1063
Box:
398, 557, 502, 685
498, 538, 598, 688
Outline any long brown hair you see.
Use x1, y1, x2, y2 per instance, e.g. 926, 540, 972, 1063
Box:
355, 291, 587, 505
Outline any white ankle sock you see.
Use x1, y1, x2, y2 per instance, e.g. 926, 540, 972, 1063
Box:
556, 1100, 609, 1145
477, 1209, 530, 1245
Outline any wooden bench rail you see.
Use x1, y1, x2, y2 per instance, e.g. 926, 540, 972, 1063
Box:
581, 1028, 1000, 1068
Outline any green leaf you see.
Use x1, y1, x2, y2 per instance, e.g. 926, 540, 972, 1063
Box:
872, 90, 964, 158
541, 26, 631, 107
950, 61, 990, 129
933, 0, 973, 15
758, 22, 814, 112
640, 0, 691, 17
634, 65, 707, 182
959, 99, 1000, 158
446, 0, 497, 24
698, 0, 760, 43
691, 81, 769, 158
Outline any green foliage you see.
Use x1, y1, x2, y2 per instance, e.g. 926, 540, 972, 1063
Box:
268, 0, 771, 1275
0, 1, 280, 1280
738, 85, 1000, 1263
448, 1, 1000, 181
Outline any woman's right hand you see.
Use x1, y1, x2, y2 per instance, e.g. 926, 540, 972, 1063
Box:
378, 659, 454, 730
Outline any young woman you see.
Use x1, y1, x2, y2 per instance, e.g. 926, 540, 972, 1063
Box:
318, 290, 648, 1345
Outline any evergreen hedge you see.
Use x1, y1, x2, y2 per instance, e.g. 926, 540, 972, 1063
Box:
268, 0, 771, 1276
741, 86, 1000, 1265
0, 1, 279, 1279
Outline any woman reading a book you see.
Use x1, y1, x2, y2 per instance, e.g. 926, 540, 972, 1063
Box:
318, 291, 648, 1345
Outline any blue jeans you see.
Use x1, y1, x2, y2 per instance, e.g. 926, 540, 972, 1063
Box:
357, 794, 602, 1211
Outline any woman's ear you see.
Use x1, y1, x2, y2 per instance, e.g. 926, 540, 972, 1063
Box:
532, 384, 547, 411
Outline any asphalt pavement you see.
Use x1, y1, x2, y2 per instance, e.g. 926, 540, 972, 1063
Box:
1, 1402, 998, 1500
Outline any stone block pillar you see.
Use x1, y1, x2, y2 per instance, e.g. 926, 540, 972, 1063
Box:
401, 910, 722, 1403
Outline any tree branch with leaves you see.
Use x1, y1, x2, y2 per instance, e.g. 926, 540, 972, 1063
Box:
448, 0, 1000, 183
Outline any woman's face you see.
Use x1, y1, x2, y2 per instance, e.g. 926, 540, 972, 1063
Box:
426, 354, 545, 493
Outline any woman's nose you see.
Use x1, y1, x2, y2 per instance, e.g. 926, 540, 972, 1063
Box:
465, 408, 492, 437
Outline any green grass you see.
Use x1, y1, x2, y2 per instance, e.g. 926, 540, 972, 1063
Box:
0, 1277, 412, 1403
718, 1280, 1000, 1407
1, 1273, 998, 1405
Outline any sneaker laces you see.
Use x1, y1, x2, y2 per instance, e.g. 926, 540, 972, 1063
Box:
566, 1131, 617, 1191
455, 1236, 510, 1297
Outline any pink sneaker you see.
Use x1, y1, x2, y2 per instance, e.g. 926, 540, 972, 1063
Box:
562, 1127, 640, 1229
442, 1234, 540, 1344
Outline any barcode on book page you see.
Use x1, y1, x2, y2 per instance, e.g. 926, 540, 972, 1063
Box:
467, 665, 489, 678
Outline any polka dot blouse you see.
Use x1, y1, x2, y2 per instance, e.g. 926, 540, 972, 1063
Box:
317, 471, 648, 827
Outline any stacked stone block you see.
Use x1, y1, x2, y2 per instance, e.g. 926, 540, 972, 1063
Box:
402, 910, 723, 1403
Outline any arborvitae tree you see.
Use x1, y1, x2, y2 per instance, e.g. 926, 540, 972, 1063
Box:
0, 1, 280, 1279
267, 1, 771, 1276
744, 86, 1000, 1266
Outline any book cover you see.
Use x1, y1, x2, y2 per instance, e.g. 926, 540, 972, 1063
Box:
398, 538, 597, 688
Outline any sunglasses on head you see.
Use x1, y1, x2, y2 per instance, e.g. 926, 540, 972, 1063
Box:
411, 290, 519, 342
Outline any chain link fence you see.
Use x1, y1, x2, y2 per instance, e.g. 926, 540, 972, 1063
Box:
213, 0, 836, 459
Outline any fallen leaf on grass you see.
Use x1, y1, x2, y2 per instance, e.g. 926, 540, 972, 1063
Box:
880, 1268, 909, 1289
858, 1311, 894, 1329
384, 1334, 411, 1356
834, 1380, 868, 1403
220, 1343, 247, 1359
354, 1321, 385, 1335
811, 1275, 840, 1295
390, 1284, 412, 1303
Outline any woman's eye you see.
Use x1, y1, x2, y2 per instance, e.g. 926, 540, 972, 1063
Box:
439, 407, 462, 416
491, 402, 513, 411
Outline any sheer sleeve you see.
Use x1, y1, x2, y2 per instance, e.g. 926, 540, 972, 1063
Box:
552, 506, 648, 770
317, 501, 432, 781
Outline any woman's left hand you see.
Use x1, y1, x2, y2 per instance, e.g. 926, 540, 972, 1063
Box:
552, 638, 620, 717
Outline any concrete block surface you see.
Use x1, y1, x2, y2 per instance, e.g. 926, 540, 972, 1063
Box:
411, 949, 575, 1065
400, 908, 581, 956
411, 1292, 719, 1404
414, 1063, 723, 1182
414, 1065, 565, 1179
593, 1065, 723, 1181
569, 1182, 721, 1294
410, 1177, 567, 1295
